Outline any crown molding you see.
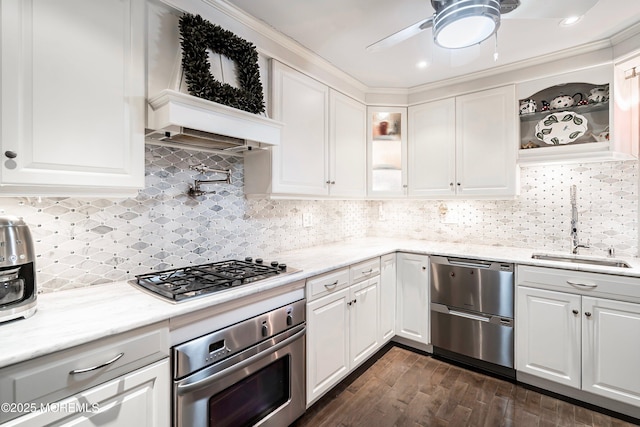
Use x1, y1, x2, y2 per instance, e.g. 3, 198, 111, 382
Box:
203, 0, 368, 94
610, 21, 640, 47
406, 39, 613, 96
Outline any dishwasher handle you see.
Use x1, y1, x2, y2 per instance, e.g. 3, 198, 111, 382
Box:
431, 303, 513, 327
445, 258, 493, 269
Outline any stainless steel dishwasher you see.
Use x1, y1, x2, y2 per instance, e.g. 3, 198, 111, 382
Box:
430, 255, 515, 379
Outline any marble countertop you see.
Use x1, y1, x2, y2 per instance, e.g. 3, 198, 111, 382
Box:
2, 237, 640, 369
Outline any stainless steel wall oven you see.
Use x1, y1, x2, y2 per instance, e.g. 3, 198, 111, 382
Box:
430, 256, 515, 379
173, 298, 306, 427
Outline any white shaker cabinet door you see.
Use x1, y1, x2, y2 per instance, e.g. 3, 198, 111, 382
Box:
350, 277, 380, 368
271, 61, 329, 196
582, 296, 640, 406
396, 252, 429, 344
0, 0, 145, 195
306, 288, 350, 406
408, 98, 456, 197
379, 253, 397, 343
455, 85, 518, 197
329, 90, 366, 198
516, 287, 581, 389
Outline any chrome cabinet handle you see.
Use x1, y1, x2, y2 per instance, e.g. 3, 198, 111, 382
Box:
324, 280, 338, 289
361, 269, 373, 275
4, 151, 17, 159
69, 352, 124, 375
567, 279, 598, 289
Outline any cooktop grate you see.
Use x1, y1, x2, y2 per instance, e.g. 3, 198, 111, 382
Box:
134, 259, 292, 302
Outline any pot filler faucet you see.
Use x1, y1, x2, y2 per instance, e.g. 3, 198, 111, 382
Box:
570, 185, 590, 254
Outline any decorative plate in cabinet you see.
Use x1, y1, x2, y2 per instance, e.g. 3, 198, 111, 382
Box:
518, 82, 611, 163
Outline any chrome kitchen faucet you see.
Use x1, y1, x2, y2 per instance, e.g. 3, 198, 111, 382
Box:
570, 185, 590, 254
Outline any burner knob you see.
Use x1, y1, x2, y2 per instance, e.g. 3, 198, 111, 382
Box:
245, 257, 253, 262
279, 264, 287, 271
271, 261, 279, 267
255, 258, 263, 264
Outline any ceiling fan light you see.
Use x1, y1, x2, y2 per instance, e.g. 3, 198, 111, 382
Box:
433, 0, 501, 49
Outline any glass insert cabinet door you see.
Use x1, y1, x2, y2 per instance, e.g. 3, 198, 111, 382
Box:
367, 106, 407, 196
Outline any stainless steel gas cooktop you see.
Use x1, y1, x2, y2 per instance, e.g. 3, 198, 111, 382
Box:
133, 257, 299, 302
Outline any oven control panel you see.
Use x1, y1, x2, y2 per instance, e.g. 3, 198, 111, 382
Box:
173, 299, 306, 378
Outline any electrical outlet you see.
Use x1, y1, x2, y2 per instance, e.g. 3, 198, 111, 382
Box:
378, 205, 386, 221
302, 212, 313, 228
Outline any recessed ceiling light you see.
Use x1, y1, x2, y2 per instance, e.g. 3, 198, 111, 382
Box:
416, 61, 429, 69
560, 16, 582, 26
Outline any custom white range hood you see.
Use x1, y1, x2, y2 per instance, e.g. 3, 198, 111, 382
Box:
146, 89, 283, 154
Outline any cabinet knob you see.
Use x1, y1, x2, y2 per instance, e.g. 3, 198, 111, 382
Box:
457, 182, 461, 186
4, 151, 17, 159
585, 312, 592, 318
422, 266, 427, 271
325, 180, 331, 184
331, 181, 335, 185
449, 182, 454, 187
572, 309, 579, 315
402, 184, 408, 188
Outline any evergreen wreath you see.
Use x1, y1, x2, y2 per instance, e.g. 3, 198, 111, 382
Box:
179, 13, 265, 114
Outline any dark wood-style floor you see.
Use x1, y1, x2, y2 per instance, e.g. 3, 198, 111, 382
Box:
293, 345, 639, 427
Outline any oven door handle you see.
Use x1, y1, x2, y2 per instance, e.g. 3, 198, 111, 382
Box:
176, 326, 306, 396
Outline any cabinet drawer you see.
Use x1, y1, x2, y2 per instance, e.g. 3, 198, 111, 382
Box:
517, 265, 640, 302
350, 258, 381, 284
306, 268, 349, 301
0, 322, 168, 422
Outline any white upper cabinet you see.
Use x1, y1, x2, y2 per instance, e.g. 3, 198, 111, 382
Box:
408, 98, 456, 197
271, 60, 329, 196
245, 61, 366, 198
614, 53, 640, 160
517, 64, 635, 164
329, 90, 367, 198
456, 85, 518, 197
408, 85, 518, 198
0, 0, 145, 196
367, 107, 408, 198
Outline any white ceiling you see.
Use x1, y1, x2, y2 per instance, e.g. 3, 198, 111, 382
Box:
223, 0, 640, 89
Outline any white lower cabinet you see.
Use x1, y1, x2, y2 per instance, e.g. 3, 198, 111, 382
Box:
350, 277, 380, 368
516, 286, 581, 388
582, 297, 640, 406
0, 323, 170, 426
379, 253, 397, 343
396, 252, 429, 344
517, 268, 640, 410
4, 359, 170, 427
306, 258, 387, 406
306, 286, 350, 406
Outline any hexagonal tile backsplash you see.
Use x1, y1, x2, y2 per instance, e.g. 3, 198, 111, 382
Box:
0, 144, 637, 293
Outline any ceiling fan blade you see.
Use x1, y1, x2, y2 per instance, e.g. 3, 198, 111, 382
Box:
366, 17, 434, 53
503, 0, 599, 19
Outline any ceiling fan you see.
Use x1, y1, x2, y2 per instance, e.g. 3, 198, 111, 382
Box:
366, 0, 599, 52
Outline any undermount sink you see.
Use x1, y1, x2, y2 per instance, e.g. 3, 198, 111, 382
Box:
531, 253, 631, 268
